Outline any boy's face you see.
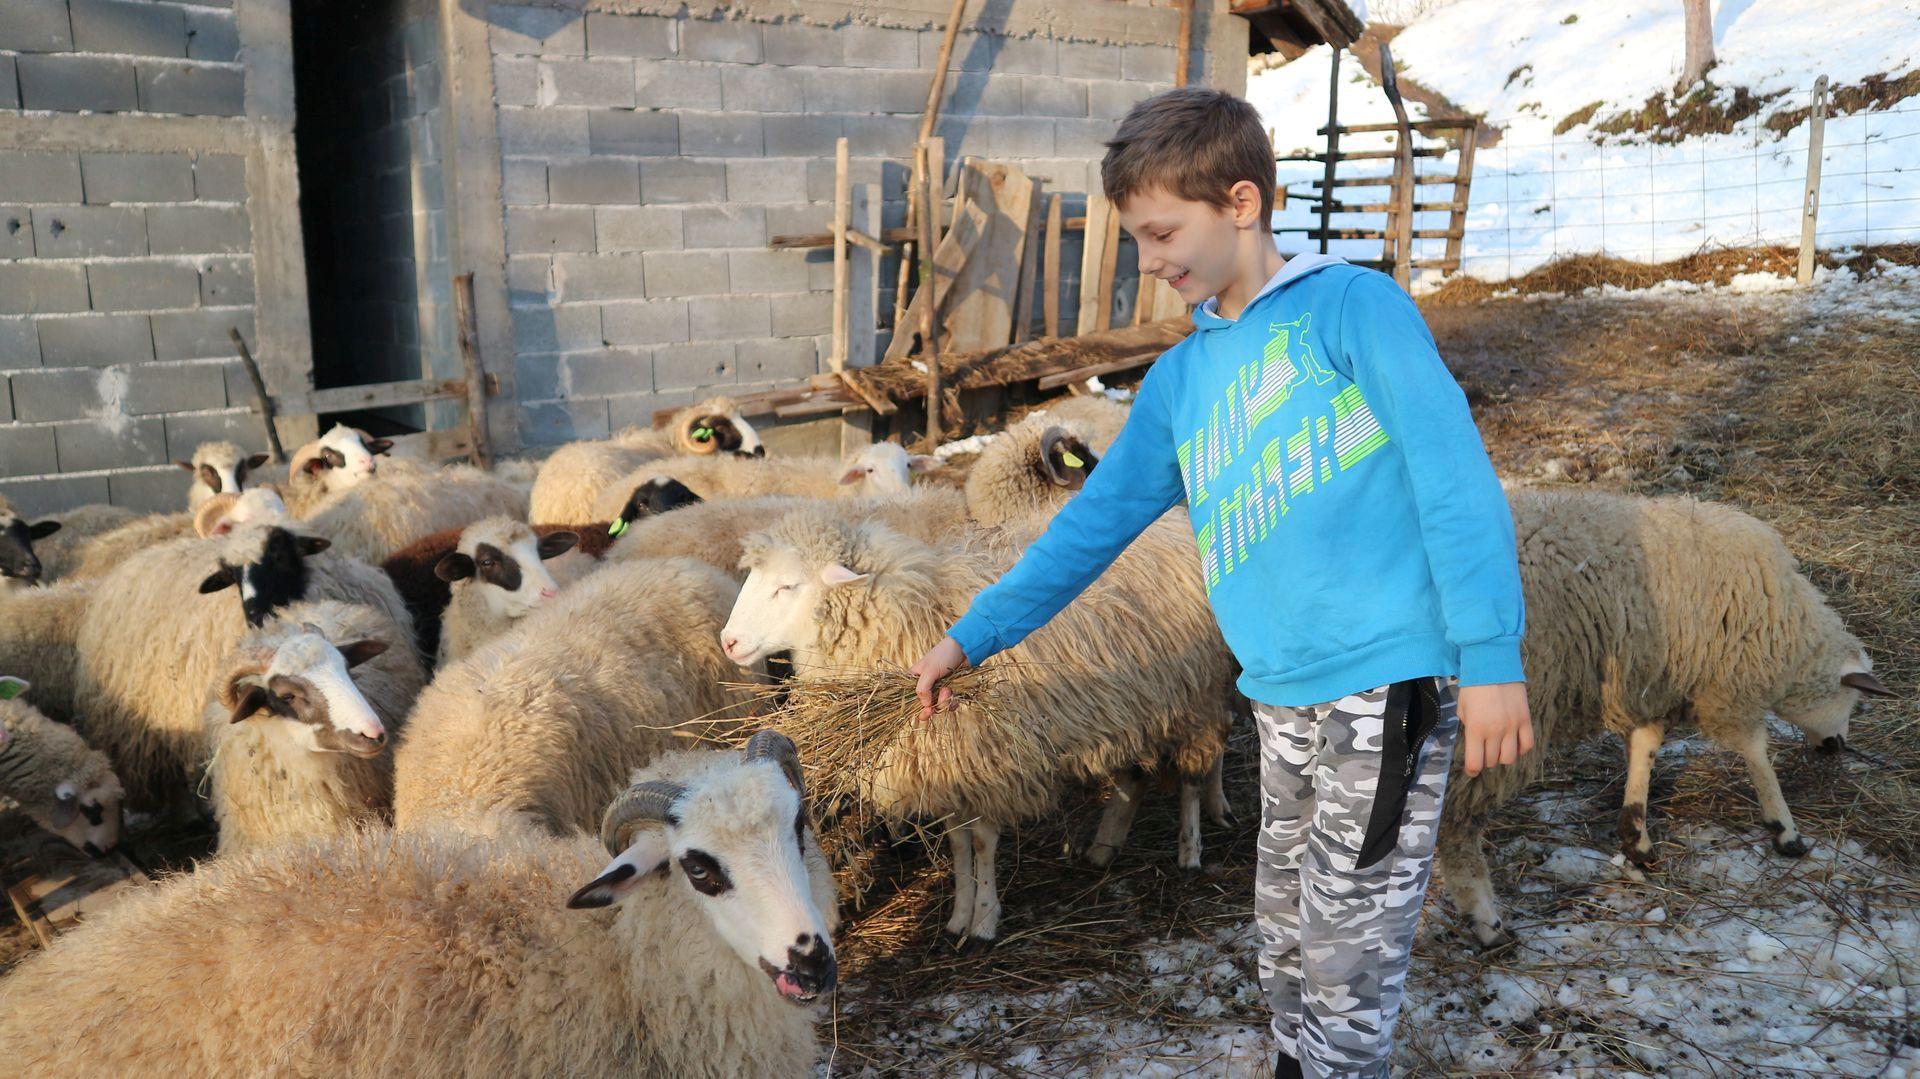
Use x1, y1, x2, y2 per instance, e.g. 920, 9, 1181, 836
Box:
1117, 181, 1261, 306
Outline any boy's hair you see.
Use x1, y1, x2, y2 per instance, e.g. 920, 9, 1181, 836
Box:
1101, 87, 1276, 220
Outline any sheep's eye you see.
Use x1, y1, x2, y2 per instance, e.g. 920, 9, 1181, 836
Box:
679, 851, 731, 895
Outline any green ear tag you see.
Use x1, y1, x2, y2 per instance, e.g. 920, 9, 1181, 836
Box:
1060, 450, 1085, 469
693, 426, 714, 442
0, 677, 27, 701
608, 516, 629, 537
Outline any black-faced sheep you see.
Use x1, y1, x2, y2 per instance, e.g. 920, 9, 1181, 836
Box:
0, 676, 124, 854
0, 497, 63, 591
528, 396, 765, 525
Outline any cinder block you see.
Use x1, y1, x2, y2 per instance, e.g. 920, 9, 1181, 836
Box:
185, 9, 239, 61
519, 398, 610, 447
0, 0, 74, 51
640, 250, 729, 297
680, 19, 761, 64
506, 256, 551, 305
841, 25, 920, 70
489, 6, 585, 56
507, 207, 596, 252
0, 378, 11, 423
1022, 76, 1087, 118
873, 70, 932, 114
639, 159, 725, 205
198, 256, 254, 305
38, 315, 154, 366
584, 13, 673, 58
988, 117, 1055, 158
601, 299, 689, 347
547, 159, 640, 206
161, 409, 264, 460
146, 205, 247, 255
736, 336, 818, 383
948, 72, 1025, 116
840, 113, 917, 157
513, 353, 563, 400
498, 109, 590, 156
1057, 117, 1121, 158
678, 112, 762, 157
511, 303, 602, 353
804, 154, 884, 202
9, 367, 105, 422
151, 308, 251, 360
633, 59, 723, 110
605, 390, 676, 432
683, 204, 764, 249
761, 22, 843, 68
803, 69, 880, 114
687, 295, 769, 341
493, 56, 539, 107
0, 57, 16, 108
722, 159, 808, 206
0, 424, 57, 477
88, 262, 201, 312
770, 291, 832, 337
763, 201, 833, 241
1122, 46, 1176, 84
563, 347, 653, 397
108, 467, 189, 512
82, 153, 195, 204
0, 208, 33, 258
0, 317, 38, 367
651, 340, 736, 391
721, 64, 802, 113
762, 114, 845, 158
540, 58, 635, 107
0, 152, 82, 203
501, 160, 547, 206
1089, 79, 1152, 120
18, 55, 140, 112
729, 250, 809, 293
0, 264, 89, 315
595, 205, 682, 252
586, 109, 679, 156
137, 63, 246, 116
31, 207, 146, 258
192, 153, 246, 201
123, 360, 226, 414
929, 31, 1054, 75
552, 253, 646, 302
70, 0, 187, 56
54, 415, 166, 471
0, 474, 113, 515
1058, 42, 1122, 80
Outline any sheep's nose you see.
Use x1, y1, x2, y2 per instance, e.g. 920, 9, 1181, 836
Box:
787, 935, 836, 993
720, 633, 739, 655
369, 730, 388, 748
539, 587, 558, 601
749, 446, 766, 458
1820, 735, 1844, 754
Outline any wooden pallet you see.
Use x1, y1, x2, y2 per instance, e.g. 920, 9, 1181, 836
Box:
6, 846, 149, 948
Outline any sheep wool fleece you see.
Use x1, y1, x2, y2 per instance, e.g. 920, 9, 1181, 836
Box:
1256, 676, 1459, 1079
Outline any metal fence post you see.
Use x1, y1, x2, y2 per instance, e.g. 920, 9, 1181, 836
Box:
1798, 75, 1830, 285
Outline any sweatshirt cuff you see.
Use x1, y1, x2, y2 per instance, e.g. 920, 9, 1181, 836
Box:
1457, 635, 1526, 687
946, 612, 1002, 667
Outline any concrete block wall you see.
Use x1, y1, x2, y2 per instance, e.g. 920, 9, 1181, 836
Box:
488, 2, 1241, 447
1, 0, 246, 117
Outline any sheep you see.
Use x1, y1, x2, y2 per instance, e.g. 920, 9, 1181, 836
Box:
284, 423, 394, 516
430, 518, 581, 667
528, 396, 765, 525
589, 441, 939, 522
297, 455, 527, 563
0, 676, 124, 854
190, 484, 291, 538
0, 579, 94, 722
1033, 393, 1132, 452
0, 496, 66, 591
177, 440, 272, 510
0, 733, 840, 1077
381, 518, 614, 662
721, 504, 1236, 946
1436, 487, 1897, 947
392, 556, 766, 835
963, 416, 1104, 527
202, 600, 425, 854
71, 521, 416, 806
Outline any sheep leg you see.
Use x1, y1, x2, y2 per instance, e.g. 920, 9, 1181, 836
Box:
1177, 774, 1204, 870
1436, 811, 1510, 948
944, 824, 977, 939
1080, 765, 1148, 868
962, 820, 1002, 952
1204, 750, 1234, 826
1617, 722, 1664, 867
1735, 722, 1809, 857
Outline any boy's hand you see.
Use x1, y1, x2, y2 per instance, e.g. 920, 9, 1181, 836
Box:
1457, 681, 1534, 777
910, 637, 969, 722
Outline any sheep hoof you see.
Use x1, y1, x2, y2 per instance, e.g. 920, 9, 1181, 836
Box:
1208, 805, 1236, 827
1082, 842, 1118, 869
1772, 833, 1810, 858
1469, 919, 1515, 950
958, 934, 997, 956
1620, 841, 1657, 868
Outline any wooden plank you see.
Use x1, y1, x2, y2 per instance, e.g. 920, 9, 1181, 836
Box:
1444, 124, 1478, 271
1291, 198, 1467, 213
1010, 179, 1046, 344
1174, 0, 1194, 86
1321, 118, 1477, 135
1379, 41, 1415, 289
1298, 227, 1465, 240
1097, 203, 1121, 332
912, 159, 1037, 357
1037, 352, 1164, 391
1308, 173, 1457, 189
883, 199, 988, 362
276, 377, 470, 417
7, 848, 149, 949
1798, 76, 1829, 285
1076, 192, 1114, 334
919, 145, 943, 444
453, 272, 492, 469
1042, 193, 1063, 338
1319, 45, 1340, 253
1278, 147, 1449, 162
830, 137, 851, 371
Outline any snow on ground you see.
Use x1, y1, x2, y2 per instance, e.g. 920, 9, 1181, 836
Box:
1464, 257, 1920, 324
1251, 0, 1920, 280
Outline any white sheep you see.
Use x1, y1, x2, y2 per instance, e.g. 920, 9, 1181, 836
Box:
427, 517, 582, 667
0, 579, 95, 723
721, 504, 1235, 946
589, 441, 939, 522
293, 454, 526, 565
1437, 487, 1896, 946
380, 519, 608, 663
0, 734, 840, 1077
283, 423, 394, 516
0, 676, 124, 854
963, 417, 1105, 527
176, 440, 272, 510
392, 556, 765, 835
528, 396, 765, 525
203, 600, 426, 854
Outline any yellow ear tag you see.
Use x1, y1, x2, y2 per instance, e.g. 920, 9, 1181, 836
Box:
608, 517, 629, 537
1060, 450, 1085, 469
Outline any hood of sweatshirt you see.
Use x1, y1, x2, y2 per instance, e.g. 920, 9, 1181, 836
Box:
1192, 252, 1348, 331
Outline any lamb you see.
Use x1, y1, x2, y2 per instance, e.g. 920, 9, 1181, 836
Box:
176, 440, 272, 510
430, 518, 581, 667
71, 521, 416, 806
589, 441, 938, 521
381, 518, 613, 662
963, 417, 1104, 527
1436, 487, 1896, 946
297, 455, 527, 564
283, 423, 394, 516
0, 733, 840, 1077
0, 676, 125, 854
528, 396, 765, 525
721, 504, 1236, 946
202, 601, 425, 854
0, 496, 65, 591
392, 556, 766, 835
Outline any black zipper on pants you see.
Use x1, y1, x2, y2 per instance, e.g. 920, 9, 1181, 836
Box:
1355, 678, 1442, 869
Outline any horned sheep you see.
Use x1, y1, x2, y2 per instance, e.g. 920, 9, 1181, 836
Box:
963, 417, 1104, 527
0, 734, 840, 1077
0, 676, 125, 854
528, 397, 764, 525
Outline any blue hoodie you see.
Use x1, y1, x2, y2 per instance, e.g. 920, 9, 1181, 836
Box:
945, 254, 1526, 707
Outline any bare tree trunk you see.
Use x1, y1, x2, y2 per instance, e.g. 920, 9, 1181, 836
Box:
1677, 0, 1714, 94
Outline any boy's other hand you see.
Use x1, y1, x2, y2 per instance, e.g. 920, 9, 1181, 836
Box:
1457, 681, 1534, 777
910, 637, 969, 722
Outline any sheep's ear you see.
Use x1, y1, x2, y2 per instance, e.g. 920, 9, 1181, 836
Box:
302, 456, 330, 476
566, 836, 671, 910
50, 784, 79, 829
435, 552, 476, 582
908, 455, 943, 473
364, 438, 394, 456
245, 453, 271, 470
0, 677, 28, 701
1842, 671, 1896, 698
819, 563, 868, 588
537, 531, 579, 560
838, 467, 865, 486
27, 520, 61, 540
199, 564, 239, 594
296, 536, 331, 558
227, 684, 273, 725
175, 459, 196, 471
199, 463, 223, 493
339, 640, 389, 669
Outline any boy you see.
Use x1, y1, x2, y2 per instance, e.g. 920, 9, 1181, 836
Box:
910, 87, 1534, 1078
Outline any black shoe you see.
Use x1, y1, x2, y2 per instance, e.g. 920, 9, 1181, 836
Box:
1273, 1049, 1303, 1079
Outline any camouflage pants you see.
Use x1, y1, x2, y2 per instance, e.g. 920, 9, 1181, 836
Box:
1252, 677, 1459, 1079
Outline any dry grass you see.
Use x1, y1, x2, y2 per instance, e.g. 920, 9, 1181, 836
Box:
1423, 243, 1920, 306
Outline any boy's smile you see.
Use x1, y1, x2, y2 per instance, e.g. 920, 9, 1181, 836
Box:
1117, 180, 1287, 321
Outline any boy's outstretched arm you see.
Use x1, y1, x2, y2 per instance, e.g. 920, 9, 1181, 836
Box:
913, 368, 1187, 719
1339, 272, 1534, 775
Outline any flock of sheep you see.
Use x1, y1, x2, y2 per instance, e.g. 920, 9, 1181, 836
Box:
0, 391, 1893, 1073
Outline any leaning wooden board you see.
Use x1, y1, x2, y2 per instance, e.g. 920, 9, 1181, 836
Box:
7, 847, 149, 948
